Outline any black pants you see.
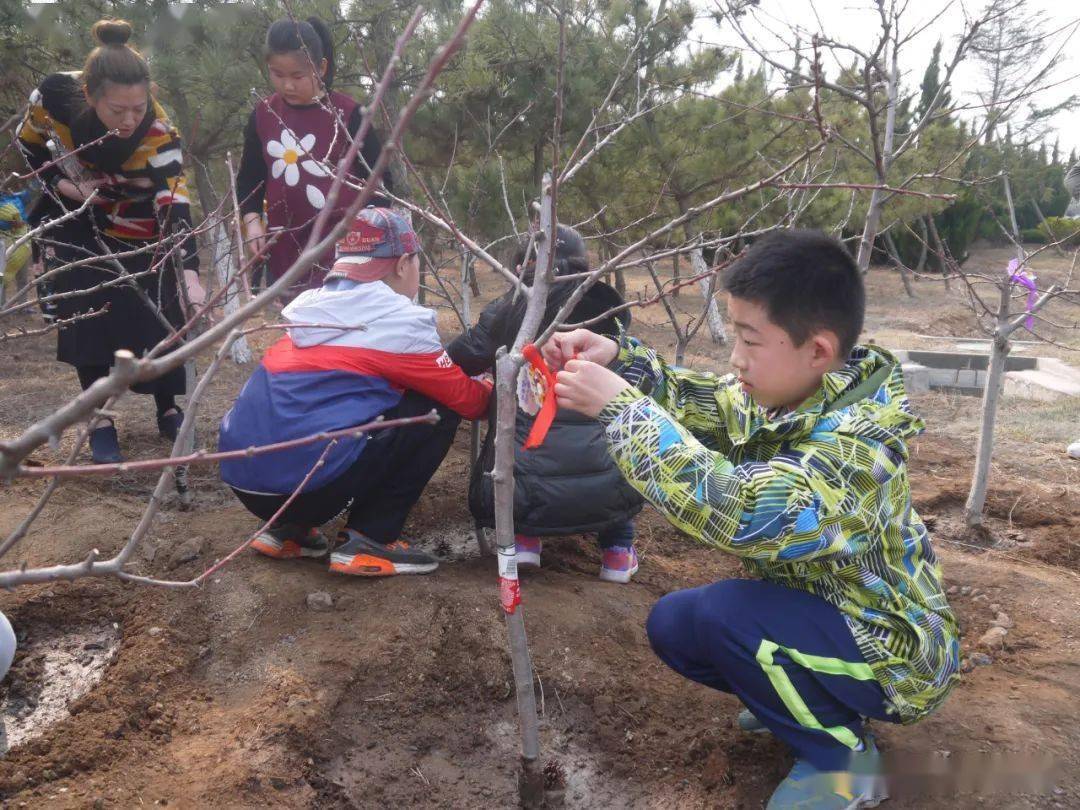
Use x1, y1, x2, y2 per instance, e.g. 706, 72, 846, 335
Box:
43, 214, 186, 386
77, 364, 177, 417
232, 391, 461, 544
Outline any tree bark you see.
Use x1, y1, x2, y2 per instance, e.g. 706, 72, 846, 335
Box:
965, 173, 1023, 529
883, 230, 916, 298
915, 217, 928, 273
690, 247, 727, 343
214, 223, 253, 366
493, 175, 555, 808
1032, 199, 1065, 256
925, 215, 951, 290
856, 42, 900, 275
460, 250, 473, 324
964, 290, 1009, 528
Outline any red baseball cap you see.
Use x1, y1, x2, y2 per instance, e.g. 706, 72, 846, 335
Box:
327, 207, 420, 283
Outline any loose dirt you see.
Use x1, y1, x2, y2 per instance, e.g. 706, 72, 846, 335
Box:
0, 256, 1077, 808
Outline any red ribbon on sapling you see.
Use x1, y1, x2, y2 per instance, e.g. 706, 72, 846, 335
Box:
521, 343, 558, 450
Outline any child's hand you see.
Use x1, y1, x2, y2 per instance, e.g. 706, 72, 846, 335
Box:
56, 178, 104, 203
243, 213, 267, 258
183, 269, 207, 309
542, 329, 618, 372
554, 359, 631, 418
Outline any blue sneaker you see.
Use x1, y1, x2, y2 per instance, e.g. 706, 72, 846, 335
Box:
737, 709, 770, 734
766, 736, 887, 809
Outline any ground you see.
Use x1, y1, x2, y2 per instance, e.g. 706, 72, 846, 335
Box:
0, 246, 1077, 808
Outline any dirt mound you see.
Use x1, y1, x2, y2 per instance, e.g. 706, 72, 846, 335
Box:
0, 261, 1078, 807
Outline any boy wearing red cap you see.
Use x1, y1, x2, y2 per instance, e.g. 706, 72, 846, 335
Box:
218, 208, 492, 576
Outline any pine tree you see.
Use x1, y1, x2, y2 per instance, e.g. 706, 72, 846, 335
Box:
916, 39, 951, 123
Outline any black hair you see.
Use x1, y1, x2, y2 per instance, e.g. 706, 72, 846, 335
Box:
722, 229, 864, 357
265, 16, 335, 89
84, 19, 151, 98
513, 224, 589, 278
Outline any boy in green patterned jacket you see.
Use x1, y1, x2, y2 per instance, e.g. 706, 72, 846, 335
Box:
547, 230, 959, 809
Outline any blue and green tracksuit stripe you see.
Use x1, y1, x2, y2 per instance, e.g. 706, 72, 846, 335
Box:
647, 578, 898, 771
598, 340, 961, 726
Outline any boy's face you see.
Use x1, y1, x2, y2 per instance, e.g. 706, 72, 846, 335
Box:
727, 295, 840, 411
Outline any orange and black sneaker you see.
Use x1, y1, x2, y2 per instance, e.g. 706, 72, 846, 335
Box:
329, 529, 439, 576
250, 525, 330, 560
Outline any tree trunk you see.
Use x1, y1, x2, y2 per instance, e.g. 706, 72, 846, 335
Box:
214, 223, 253, 365
925, 215, 951, 290
966, 174, 1024, 529
532, 139, 545, 196
591, 206, 625, 297
1032, 199, 1065, 256
418, 232, 437, 307
674, 335, 689, 367
856, 43, 900, 275
370, 14, 412, 200
690, 247, 727, 343
964, 291, 1010, 528
190, 154, 218, 225
915, 217, 928, 273
671, 251, 681, 298
0, 240, 7, 308
613, 264, 626, 299
493, 175, 556, 808
855, 186, 886, 275
460, 250, 473, 324
883, 230, 916, 298
1002, 173, 1024, 264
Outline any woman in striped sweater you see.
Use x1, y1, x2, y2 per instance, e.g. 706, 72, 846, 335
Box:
17, 18, 204, 463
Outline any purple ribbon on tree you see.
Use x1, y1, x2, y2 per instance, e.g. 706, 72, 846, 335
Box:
1007, 258, 1038, 331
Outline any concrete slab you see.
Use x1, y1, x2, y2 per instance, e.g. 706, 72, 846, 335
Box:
1004, 358, 1080, 402
891, 349, 1079, 400
901, 363, 930, 394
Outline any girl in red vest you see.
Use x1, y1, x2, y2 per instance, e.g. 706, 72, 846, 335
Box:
237, 16, 392, 293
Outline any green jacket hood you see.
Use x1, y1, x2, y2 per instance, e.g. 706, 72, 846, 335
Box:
731, 345, 925, 457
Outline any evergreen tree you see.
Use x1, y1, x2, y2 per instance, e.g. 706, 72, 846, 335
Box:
916, 39, 951, 123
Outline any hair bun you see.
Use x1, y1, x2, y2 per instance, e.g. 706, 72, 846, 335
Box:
92, 19, 133, 47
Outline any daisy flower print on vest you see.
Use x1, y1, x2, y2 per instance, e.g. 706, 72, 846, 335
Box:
267, 129, 332, 210
267, 129, 326, 186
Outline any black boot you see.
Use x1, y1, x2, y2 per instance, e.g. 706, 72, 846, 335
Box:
90, 424, 123, 464
157, 407, 184, 442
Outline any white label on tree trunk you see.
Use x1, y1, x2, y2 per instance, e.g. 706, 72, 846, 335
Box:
498, 547, 518, 580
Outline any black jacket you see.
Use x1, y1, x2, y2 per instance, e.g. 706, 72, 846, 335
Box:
447, 276, 644, 535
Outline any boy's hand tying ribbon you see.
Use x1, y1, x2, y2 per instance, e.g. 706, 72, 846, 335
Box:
554, 359, 631, 419
542, 328, 619, 371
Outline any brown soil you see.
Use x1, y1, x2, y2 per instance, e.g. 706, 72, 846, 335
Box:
0, 255, 1077, 808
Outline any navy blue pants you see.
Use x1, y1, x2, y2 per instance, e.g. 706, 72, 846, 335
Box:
646, 579, 897, 771
233, 391, 461, 543
596, 519, 635, 550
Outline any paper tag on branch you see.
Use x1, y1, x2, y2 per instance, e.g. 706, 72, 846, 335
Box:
517, 362, 546, 416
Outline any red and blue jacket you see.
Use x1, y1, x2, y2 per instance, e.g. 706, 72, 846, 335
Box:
219, 279, 491, 494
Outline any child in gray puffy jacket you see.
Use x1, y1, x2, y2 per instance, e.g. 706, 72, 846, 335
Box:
447, 225, 643, 582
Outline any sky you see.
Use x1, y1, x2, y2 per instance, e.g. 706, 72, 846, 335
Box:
691, 0, 1080, 157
